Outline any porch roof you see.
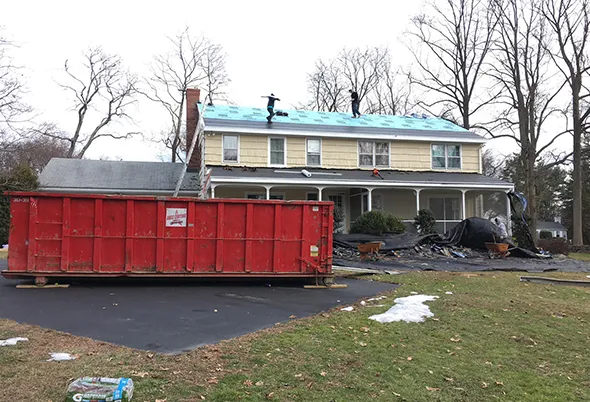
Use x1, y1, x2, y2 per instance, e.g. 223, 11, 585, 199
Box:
208, 166, 513, 190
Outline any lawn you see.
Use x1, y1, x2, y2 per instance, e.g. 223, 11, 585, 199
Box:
1, 271, 590, 401
0, 249, 6, 259
569, 252, 590, 262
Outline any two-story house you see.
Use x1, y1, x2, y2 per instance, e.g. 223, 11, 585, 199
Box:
186, 89, 514, 233
38, 88, 513, 234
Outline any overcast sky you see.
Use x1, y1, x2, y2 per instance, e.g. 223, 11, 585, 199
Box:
2, 0, 569, 162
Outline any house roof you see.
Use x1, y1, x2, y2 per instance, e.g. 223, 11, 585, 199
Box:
208, 166, 513, 189
537, 221, 567, 231
39, 158, 200, 195
203, 105, 486, 144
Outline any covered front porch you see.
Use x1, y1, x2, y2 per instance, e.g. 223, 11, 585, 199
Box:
207, 167, 514, 234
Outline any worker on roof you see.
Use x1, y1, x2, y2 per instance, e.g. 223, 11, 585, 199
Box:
349, 89, 361, 118
262, 94, 281, 123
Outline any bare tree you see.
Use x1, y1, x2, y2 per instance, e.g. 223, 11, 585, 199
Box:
407, 0, 498, 129
304, 47, 411, 115
143, 28, 229, 162
305, 59, 348, 112
0, 29, 29, 128
486, 0, 569, 235
0, 132, 68, 174
39, 47, 139, 158
200, 43, 230, 106
542, 0, 590, 246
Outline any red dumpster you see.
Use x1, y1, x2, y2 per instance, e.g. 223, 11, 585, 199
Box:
2, 192, 333, 285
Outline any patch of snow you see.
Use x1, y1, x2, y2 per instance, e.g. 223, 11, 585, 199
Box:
0, 337, 28, 346
341, 306, 354, 312
445, 291, 453, 295
360, 301, 366, 306
587, 275, 590, 279
47, 353, 76, 361
367, 296, 387, 301
369, 295, 439, 323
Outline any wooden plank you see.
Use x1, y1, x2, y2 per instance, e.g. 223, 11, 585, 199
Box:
17, 284, 70, 289
520, 276, 590, 287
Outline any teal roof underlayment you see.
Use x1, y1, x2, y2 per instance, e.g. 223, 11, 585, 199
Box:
203, 104, 470, 133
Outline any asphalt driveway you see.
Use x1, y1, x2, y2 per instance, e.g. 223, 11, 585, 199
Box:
0, 261, 397, 354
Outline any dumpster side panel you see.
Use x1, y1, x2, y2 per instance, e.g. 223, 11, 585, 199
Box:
8, 195, 31, 272
4, 193, 334, 278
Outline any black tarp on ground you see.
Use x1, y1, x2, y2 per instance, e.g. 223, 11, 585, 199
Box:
333, 232, 438, 251
435, 217, 502, 250
434, 217, 541, 258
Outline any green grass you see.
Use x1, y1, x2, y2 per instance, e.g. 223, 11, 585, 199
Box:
569, 252, 590, 261
1, 272, 590, 401
0, 249, 7, 259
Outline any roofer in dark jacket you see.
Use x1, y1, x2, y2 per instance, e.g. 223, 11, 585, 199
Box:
262, 94, 281, 123
349, 89, 361, 118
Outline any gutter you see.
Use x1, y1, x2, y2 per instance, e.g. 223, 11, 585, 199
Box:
38, 187, 201, 196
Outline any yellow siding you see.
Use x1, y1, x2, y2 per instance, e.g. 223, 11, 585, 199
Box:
286, 137, 306, 166
461, 144, 480, 173
204, 133, 481, 172
322, 139, 358, 168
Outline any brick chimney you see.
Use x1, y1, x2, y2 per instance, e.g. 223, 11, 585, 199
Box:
185, 88, 201, 168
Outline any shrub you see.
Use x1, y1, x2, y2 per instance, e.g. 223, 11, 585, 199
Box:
350, 210, 406, 235
333, 206, 345, 233
538, 238, 569, 255
414, 209, 437, 235
0, 164, 38, 245
539, 231, 553, 240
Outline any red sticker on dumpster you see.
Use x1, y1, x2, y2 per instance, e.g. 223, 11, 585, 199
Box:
166, 208, 187, 227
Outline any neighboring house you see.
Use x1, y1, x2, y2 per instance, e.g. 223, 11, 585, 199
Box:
536, 221, 568, 240
39, 159, 200, 196
38, 89, 514, 234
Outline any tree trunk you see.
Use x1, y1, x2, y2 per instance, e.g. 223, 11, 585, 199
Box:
572, 78, 583, 246
171, 94, 185, 163
526, 147, 537, 238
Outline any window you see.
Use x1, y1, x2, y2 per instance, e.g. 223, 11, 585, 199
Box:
432, 144, 461, 169
306, 192, 319, 201
358, 141, 389, 167
306, 139, 321, 166
222, 135, 239, 163
269, 138, 286, 166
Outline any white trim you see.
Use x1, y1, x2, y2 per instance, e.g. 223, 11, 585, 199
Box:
222, 134, 240, 164
306, 138, 322, 167
210, 176, 514, 190
431, 143, 463, 171
268, 136, 287, 167
204, 125, 487, 144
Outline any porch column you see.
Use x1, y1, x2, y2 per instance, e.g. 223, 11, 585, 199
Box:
265, 186, 271, 200
367, 188, 373, 211
461, 190, 467, 220
415, 189, 422, 214
317, 187, 324, 201
211, 185, 216, 199
506, 191, 512, 235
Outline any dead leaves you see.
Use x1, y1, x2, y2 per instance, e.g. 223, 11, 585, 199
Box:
320, 371, 327, 377
407, 356, 413, 361
450, 336, 462, 343
426, 387, 441, 391
207, 378, 219, 384
243, 380, 253, 387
